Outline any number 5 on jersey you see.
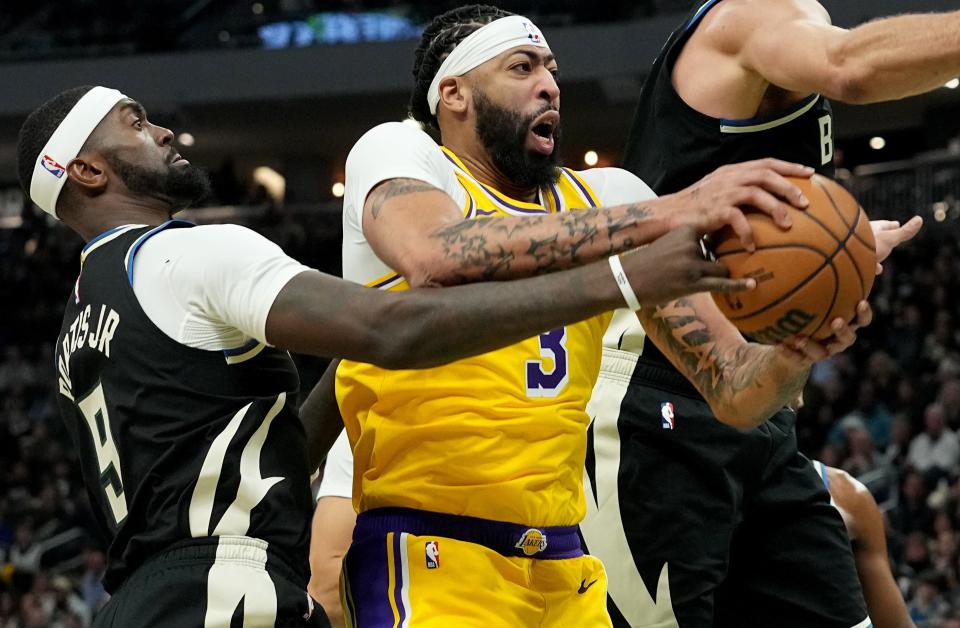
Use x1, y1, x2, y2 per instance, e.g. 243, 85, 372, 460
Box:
78, 382, 128, 525
526, 327, 569, 397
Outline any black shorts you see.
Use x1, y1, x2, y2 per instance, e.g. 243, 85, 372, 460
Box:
580, 349, 868, 628
93, 535, 330, 628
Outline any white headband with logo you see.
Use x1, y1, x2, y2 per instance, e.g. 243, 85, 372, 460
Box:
427, 15, 550, 115
30, 86, 127, 218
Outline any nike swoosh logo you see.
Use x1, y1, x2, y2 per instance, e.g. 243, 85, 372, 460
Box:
578, 578, 598, 594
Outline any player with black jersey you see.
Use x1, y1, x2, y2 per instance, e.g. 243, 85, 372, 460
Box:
581, 0, 960, 626
17, 85, 751, 627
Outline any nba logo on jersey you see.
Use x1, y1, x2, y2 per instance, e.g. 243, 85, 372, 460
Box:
425, 541, 440, 569
515, 529, 548, 556
660, 402, 675, 430
40, 154, 66, 178
522, 21, 543, 45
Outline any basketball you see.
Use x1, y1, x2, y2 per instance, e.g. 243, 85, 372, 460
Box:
711, 174, 877, 344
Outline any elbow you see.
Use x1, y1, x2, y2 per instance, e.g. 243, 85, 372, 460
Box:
396, 250, 460, 288
822, 49, 874, 104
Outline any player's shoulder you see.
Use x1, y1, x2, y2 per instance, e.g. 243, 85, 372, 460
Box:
697, 0, 830, 47
705, 0, 828, 23
146, 224, 282, 263
155, 222, 266, 246
824, 465, 876, 514
350, 121, 440, 154
574, 167, 657, 205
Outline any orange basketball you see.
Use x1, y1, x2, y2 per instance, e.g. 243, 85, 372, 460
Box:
711, 175, 877, 344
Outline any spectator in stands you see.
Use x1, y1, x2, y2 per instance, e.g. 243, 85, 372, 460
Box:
907, 571, 950, 626
854, 380, 893, 449
940, 379, 960, 430
893, 473, 935, 537
77, 547, 107, 616
891, 303, 926, 373
8, 522, 40, 577
907, 402, 960, 483
886, 414, 915, 470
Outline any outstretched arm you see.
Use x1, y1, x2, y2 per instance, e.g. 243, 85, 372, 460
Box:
731, 0, 960, 104
365, 160, 811, 287
267, 225, 750, 371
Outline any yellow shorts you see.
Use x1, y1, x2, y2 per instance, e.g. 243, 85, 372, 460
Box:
340, 508, 612, 627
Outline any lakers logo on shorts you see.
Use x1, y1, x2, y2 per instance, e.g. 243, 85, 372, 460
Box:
515, 529, 548, 556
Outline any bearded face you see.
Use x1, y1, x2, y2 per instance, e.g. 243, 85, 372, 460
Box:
473, 86, 562, 189
104, 148, 210, 210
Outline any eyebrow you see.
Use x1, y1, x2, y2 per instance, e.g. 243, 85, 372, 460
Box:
120, 101, 147, 119
509, 49, 557, 65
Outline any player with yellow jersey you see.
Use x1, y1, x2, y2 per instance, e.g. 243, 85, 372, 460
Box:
330, 6, 819, 627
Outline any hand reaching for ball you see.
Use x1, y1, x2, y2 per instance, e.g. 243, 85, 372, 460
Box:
778, 301, 874, 364
871, 216, 923, 274
661, 158, 814, 251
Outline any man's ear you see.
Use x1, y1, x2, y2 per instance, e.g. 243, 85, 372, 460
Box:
66, 154, 109, 194
437, 76, 470, 116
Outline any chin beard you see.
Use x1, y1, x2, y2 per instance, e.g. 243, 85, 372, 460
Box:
105, 151, 211, 210
473, 88, 561, 189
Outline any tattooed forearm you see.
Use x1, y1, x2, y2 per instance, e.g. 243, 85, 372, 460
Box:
429, 202, 656, 282
643, 299, 729, 395
641, 299, 809, 427
368, 178, 438, 219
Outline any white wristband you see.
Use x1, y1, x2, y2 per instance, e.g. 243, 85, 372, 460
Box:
608, 254, 642, 311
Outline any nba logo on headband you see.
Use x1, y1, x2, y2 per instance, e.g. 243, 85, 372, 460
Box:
522, 21, 542, 44
40, 154, 66, 179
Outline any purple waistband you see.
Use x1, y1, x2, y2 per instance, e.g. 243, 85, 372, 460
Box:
354, 507, 584, 560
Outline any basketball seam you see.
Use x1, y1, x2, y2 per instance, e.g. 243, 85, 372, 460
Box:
723, 199, 859, 324
818, 180, 867, 301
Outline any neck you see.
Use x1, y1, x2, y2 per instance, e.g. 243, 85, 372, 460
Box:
443, 135, 539, 203
68, 194, 176, 242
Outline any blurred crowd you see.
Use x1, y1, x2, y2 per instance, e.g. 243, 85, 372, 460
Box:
0, 190, 958, 625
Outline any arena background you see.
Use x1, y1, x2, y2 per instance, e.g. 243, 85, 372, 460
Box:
1, 1, 959, 625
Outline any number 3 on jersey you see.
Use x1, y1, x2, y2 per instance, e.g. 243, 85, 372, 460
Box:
77, 383, 128, 525
526, 327, 569, 397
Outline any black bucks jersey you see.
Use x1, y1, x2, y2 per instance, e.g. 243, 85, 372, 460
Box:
623, 0, 835, 196
54, 221, 313, 593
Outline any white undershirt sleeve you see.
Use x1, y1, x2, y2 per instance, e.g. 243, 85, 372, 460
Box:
343, 122, 464, 238
132, 224, 312, 350
316, 430, 354, 501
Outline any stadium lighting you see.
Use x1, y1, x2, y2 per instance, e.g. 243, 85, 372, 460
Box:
933, 202, 948, 222
869, 136, 886, 150
332, 182, 345, 198
176, 132, 195, 147
583, 150, 599, 166
252, 2, 264, 15
253, 166, 286, 203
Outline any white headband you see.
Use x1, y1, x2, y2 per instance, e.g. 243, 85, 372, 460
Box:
427, 15, 550, 115
30, 86, 127, 218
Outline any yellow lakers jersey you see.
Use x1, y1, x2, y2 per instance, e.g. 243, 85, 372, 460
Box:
337, 148, 612, 527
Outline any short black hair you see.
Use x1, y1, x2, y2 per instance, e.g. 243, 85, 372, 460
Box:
409, 5, 513, 130
16, 86, 95, 197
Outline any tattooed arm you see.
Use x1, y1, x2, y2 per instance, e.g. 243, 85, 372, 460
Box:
638, 292, 871, 428
267, 227, 753, 368
362, 158, 813, 288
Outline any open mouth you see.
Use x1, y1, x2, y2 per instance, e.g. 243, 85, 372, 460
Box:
170, 152, 189, 166
527, 110, 559, 155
